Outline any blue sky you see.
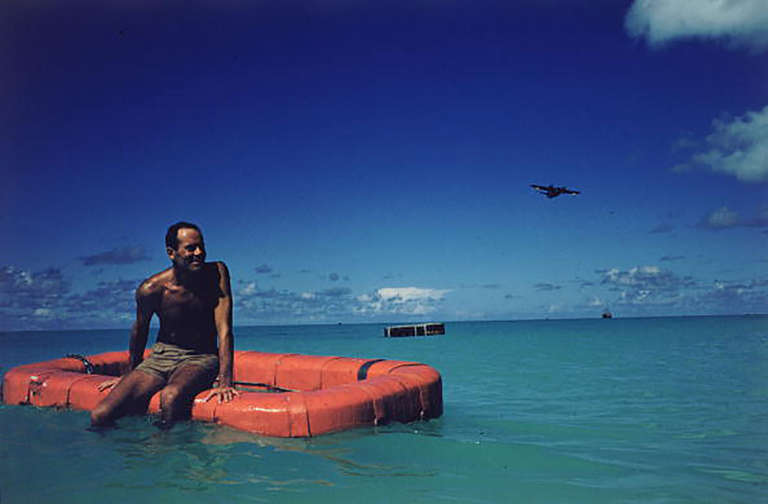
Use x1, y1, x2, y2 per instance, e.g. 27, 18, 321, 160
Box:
2, 0, 767, 330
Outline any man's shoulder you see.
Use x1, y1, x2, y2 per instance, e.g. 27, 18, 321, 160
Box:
137, 268, 172, 296
204, 261, 229, 276
211, 260, 228, 272
206, 262, 231, 294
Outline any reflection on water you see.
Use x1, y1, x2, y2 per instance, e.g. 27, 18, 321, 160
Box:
199, 419, 446, 479
324, 454, 439, 478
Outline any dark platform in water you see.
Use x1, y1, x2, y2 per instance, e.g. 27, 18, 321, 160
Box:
385, 323, 445, 337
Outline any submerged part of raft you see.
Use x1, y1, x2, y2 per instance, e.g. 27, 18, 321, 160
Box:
2, 350, 443, 437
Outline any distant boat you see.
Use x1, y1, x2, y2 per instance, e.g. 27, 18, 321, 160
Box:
602, 311, 613, 319
385, 323, 445, 337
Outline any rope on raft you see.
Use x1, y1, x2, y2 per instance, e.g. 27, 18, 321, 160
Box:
234, 381, 298, 393
65, 354, 95, 375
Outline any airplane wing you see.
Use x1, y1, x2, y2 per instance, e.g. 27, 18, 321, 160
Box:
531, 184, 579, 197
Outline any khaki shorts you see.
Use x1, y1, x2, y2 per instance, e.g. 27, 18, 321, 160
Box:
135, 342, 219, 382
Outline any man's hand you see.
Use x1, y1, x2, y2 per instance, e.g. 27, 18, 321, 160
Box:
98, 377, 121, 392
203, 386, 240, 403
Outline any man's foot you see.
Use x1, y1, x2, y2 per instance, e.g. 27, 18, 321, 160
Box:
87, 422, 117, 432
152, 418, 174, 431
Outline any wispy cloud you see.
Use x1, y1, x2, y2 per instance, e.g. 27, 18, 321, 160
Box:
649, 223, 675, 234
236, 282, 350, 322
660, 255, 686, 262
459, 283, 502, 289
79, 246, 150, 266
319, 287, 352, 297
587, 264, 768, 315
598, 265, 696, 306
0, 265, 138, 329
674, 105, 768, 182
626, 0, 768, 51
533, 282, 562, 291
65, 279, 138, 323
697, 206, 741, 230
235, 282, 450, 322
697, 206, 768, 230
686, 278, 768, 314
356, 287, 451, 317
0, 266, 70, 311
254, 264, 274, 274
586, 296, 607, 308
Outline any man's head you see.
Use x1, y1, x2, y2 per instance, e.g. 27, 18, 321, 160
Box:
166, 221, 206, 273
166, 221, 202, 250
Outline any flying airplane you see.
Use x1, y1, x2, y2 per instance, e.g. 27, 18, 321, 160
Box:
530, 184, 581, 198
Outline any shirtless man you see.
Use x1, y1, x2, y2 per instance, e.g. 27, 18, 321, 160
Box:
90, 222, 238, 428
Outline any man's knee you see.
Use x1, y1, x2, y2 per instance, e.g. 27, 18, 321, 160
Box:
90, 402, 113, 426
160, 384, 184, 407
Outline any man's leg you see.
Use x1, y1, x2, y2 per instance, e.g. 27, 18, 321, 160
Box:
158, 364, 216, 426
90, 370, 165, 427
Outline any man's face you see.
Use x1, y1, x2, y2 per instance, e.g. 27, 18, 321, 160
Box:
168, 228, 206, 272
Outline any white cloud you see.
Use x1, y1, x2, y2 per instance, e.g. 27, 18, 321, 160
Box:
253, 264, 273, 274
355, 287, 451, 316
626, 0, 768, 51
589, 266, 768, 314
701, 205, 741, 229
602, 265, 661, 286
599, 265, 696, 306
240, 281, 258, 296
375, 287, 450, 302
691, 278, 768, 313
697, 205, 768, 230
677, 105, 768, 182
587, 296, 605, 307
0, 266, 70, 310
234, 280, 451, 323
533, 282, 562, 291
79, 246, 150, 266
577, 267, 768, 316
0, 266, 142, 330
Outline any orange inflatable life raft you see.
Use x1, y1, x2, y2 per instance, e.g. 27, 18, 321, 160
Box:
1, 350, 443, 437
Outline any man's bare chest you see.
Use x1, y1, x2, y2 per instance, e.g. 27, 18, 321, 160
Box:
159, 286, 216, 317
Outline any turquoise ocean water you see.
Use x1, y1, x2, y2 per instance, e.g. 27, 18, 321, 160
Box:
1, 316, 766, 503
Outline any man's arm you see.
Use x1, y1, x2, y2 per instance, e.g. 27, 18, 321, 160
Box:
129, 280, 155, 370
98, 279, 155, 391
206, 261, 239, 403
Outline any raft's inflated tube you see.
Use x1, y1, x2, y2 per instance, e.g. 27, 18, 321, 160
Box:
2, 350, 443, 437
